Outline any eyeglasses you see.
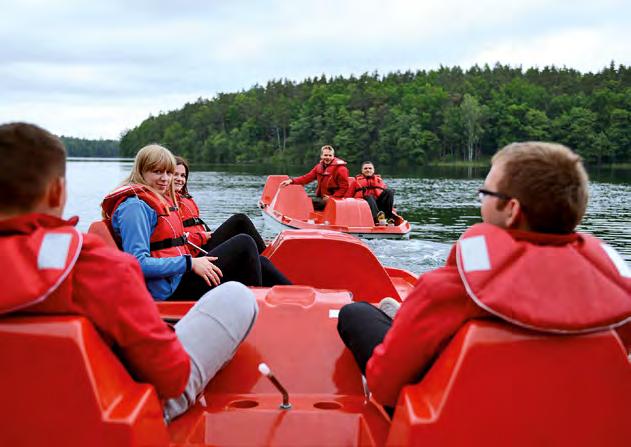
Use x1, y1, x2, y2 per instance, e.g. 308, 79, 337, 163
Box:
478, 188, 511, 201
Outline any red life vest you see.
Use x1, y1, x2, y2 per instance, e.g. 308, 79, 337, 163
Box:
456, 223, 631, 333
315, 158, 347, 197
178, 193, 209, 233
353, 174, 386, 199
101, 184, 189, 258
177, 193, 210, 256
0, 214, 82, 314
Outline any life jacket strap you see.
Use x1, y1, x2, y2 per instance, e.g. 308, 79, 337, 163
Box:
182, 217, 206, 228
150, 236, 187, 251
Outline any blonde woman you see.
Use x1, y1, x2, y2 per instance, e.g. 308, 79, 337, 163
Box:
102, 144, 290, 301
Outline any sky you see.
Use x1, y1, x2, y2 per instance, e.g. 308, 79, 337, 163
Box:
1, 0, 629, 140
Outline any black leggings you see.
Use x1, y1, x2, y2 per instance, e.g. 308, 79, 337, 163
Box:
364, 189, 395, 221
168, 233, 291, 301
204, 213, 267, 254
337, 301, 393, 374
312, 197, 327, 211
337, 301, 395, 416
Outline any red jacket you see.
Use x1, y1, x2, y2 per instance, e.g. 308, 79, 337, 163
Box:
292, 158, 349, 198
367, 223, 631, 406
177, 193, 210, 256
0, 213, 190, 399
102, 184, 189, 258
350, 174, 387, 199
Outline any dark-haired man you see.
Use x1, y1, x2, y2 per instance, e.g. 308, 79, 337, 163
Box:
337, 141, 631, 408
0, 122, 258, 423
280, 144, 349, 210
348, 161, 396, 224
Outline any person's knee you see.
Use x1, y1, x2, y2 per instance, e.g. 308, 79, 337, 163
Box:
233, 213, 249, 223
232, 234, 258, 257
214, 281, 257, 316
338, 302, 374, 334
227, 281, 258, 321
197, 282, 258, 339
228, 213, 251, 229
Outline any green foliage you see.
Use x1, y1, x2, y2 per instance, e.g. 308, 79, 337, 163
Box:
119, 63, 631, 166
61, 136, 119, 157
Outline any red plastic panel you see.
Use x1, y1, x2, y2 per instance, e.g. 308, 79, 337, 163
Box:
387, 321, 631, 447
167, 288, 391, 446
321, 198, 374, 228
0, 316, 168, 447
207, 287, 360, 395
260, 174, 289, 207
87, 220, 118, 248
263, 230, 403, 302
615, 321, 631, 354
269, 184, 314, 221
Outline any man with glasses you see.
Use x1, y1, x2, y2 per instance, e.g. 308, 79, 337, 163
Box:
337, 141, 631, 410
279, 145, 349, 211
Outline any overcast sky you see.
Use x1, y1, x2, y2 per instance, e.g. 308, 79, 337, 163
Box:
1, 0, 629, 139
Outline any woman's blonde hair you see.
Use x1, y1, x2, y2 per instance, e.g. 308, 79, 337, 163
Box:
123, 144, 177, 203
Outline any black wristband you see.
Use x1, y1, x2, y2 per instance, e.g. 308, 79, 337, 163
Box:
184, 254, 192, 272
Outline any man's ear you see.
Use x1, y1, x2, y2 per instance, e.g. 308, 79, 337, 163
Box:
505, 198, 527, 230
47, 177, 63, 208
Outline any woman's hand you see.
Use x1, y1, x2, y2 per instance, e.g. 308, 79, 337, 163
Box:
191, 256, 223, 286
279, 179, 292, 187
204, 231, 212, 239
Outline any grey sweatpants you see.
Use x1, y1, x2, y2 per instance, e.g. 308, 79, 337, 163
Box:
163, 281, 258, 422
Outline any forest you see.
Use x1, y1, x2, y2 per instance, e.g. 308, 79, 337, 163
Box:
119, 62, 631, 166
61, 136, 119, 157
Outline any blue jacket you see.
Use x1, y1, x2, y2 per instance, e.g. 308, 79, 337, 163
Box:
112, 196, 190, 300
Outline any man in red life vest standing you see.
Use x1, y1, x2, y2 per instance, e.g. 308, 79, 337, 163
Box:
337, 141, 631, 410
279, 144, 349, 210
0, 122, 258, 424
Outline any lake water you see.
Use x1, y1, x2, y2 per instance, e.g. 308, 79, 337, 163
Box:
66, 159, 631, 275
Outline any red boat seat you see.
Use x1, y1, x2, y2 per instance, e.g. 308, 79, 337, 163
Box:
88, 220, 118, 249
260, 174, 290, 207
263, 230, 402, 302
0, 316, 168, 447
344, 177, 357, 198
321, 198, 374, 227
386, 321, 631, 447
269, 184, 314, 221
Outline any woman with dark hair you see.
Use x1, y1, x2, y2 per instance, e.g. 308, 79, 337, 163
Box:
174, 156, 268, 255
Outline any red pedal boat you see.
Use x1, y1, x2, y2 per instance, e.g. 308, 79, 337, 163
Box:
259, 175, 411, 239
2, 228, 630, 446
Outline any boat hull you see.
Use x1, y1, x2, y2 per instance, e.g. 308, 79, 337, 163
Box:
262, 206, 410, 239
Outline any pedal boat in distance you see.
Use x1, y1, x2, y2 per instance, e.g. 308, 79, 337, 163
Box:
259, 175, 411, 239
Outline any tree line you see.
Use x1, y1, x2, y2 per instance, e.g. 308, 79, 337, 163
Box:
119, 62, 631, 166
61, 136, 120, 157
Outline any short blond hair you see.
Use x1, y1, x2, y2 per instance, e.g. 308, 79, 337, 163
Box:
124, 144, 177, 203
493, 142, 589, 233
321, 145, 335, 155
